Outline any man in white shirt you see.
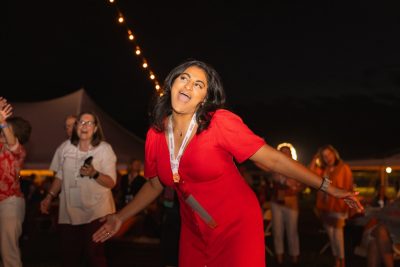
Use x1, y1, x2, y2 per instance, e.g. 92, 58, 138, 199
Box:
49, 115, 77, 173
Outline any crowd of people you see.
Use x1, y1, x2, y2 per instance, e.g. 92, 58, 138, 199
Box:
2, 59, 399, 267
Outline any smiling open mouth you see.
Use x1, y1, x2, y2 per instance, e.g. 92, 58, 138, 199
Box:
178, 92, 191, 102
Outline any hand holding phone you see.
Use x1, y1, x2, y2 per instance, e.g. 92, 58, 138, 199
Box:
83, 156, 93, 166
80, 156, 93, 177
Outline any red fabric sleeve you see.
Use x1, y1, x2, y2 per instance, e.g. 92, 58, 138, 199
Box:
144, 128, 158, 179
10, 143, 26, 170
213, 109, 266, 163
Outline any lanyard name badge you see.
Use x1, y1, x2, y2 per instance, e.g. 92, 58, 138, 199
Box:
168, 114, 217, 229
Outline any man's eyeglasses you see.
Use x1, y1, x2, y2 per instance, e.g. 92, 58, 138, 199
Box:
77, 120, 95, 127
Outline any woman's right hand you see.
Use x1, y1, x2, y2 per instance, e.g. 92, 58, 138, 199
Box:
92, 213, 122, 243
0, 97, 7, 109
0, 103, 12, 124
40, 196, 52, 214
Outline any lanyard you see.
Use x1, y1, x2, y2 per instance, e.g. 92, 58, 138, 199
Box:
166, 113, 218, 229
167, 113, 197, 182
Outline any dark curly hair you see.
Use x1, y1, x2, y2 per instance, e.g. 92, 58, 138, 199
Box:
7, 117, 32, 145
149, 59, 226, 133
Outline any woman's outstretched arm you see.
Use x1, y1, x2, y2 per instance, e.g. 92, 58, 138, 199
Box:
250, 144, 363, 211
92, 176, 164, 242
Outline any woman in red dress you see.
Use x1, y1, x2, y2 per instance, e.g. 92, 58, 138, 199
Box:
93, 59, 363, 267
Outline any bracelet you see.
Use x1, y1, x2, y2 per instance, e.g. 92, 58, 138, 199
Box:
90, 171, 100, 180
0, 123, 8, 129
47, 191, 56, 198
318, 176, 332, 192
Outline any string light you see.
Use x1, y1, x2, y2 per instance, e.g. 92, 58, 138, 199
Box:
386, 167, 392, 174
107, 1, 162, 95
135, 46, 141, 55
117, 14, 124, 23
127, 30, 134, 40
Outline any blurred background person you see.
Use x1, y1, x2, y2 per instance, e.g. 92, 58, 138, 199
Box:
159, 185, 180, 267
366, 196, 400, 267
115, 158, 146, 210
33, 114, 78, 237
40, 111, 117, 267
310, 144, 354, 267
371, 179, 390, 208
49, 114, 77, 174
113, 158, 150, 239
238, 164, 255, 191
270, 142, 305, 265
0, 97, 32, 267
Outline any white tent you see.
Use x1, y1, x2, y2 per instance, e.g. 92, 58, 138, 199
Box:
347, 153, 400, 169
11, 89, 145, 170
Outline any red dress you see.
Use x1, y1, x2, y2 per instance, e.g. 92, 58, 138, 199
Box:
145, 109, 266, 267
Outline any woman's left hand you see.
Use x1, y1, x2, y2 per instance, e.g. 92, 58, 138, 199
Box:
343, 193, 364, 212
331, 187, 364, 212
93, 214, 122, 243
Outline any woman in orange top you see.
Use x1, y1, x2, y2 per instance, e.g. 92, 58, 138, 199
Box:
270, 143, 305, 265
310, 144, 354, 267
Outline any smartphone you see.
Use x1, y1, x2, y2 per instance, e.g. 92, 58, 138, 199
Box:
83, 156, 93, 166
80, 156, 93, 177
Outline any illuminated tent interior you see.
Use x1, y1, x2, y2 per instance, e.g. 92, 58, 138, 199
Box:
11, 89, 144, 178
347, 153, 400, 200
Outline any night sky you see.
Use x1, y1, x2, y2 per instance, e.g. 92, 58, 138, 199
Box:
2, 1, 400, 163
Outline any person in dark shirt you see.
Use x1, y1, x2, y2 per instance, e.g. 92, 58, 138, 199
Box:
160, 185, 181, 267
114, 159, 161, 239
116, 159, 147, 210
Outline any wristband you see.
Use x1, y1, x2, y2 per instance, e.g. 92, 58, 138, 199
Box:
91, 171, 100, 180
0, 123, 8, 129
318, 176, 332, 192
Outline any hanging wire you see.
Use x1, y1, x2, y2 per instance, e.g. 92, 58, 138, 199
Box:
107, 0, 162, 95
